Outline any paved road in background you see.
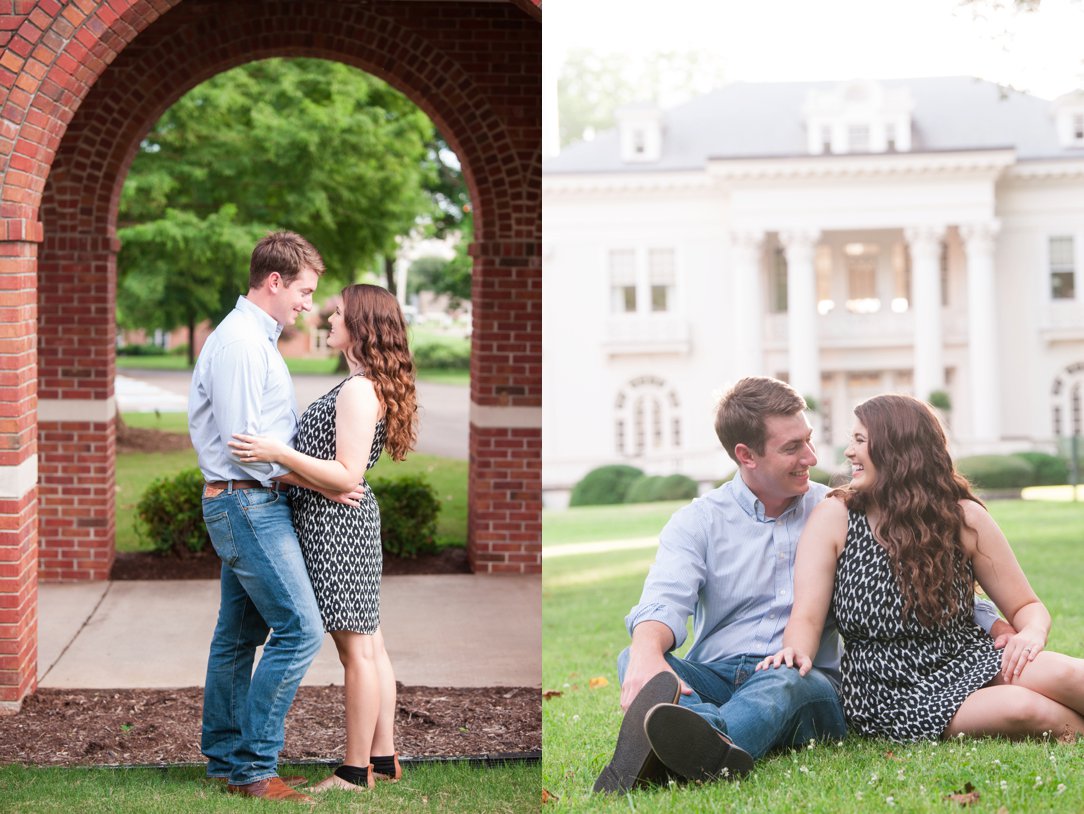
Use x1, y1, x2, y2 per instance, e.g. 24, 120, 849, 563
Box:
117, 369, 469, 460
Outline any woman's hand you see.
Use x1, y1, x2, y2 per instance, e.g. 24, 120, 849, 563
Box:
755, 647, 813, 676
1000, 627, 1046, 682
229, 433, 290, 465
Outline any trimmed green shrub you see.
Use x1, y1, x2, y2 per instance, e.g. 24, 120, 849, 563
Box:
117, 343, 168, 357
956, 455, 1035, 490
569, 464, 644, 507
136, 467, 210, 556
624, 473, 699, 504
369, 474, 440, 558
411, 340, 470, 370
1011, 451, 1069, 486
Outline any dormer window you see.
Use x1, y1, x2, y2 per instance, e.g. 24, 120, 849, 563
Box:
615, 103, 664, 163
804, 80, 914, 155
1052, 90, 1084, 148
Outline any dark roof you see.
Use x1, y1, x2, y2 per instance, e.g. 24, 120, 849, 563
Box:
544, 77, 1077, 174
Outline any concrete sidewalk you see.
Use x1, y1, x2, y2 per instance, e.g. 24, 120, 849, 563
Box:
38, 575, 540, 689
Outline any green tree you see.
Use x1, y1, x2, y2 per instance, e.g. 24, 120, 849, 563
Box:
558, 48, 727, 147
118, 57, 435, 346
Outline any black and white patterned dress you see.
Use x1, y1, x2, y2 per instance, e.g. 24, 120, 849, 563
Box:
833, 510, 1001, 742
291, 375, 386, 634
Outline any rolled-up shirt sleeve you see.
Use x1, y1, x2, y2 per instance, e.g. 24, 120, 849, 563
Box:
625, 511, 707, 651
208, 340, 289, 482
972, 595, 1001, 635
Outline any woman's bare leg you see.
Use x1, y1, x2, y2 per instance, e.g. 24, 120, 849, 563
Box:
945, 684, 1084, 741
332, 630, 381, 768
990, 650, 1084, 718
370, 627, 397, 756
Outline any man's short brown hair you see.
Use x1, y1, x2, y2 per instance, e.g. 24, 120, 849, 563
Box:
249, 231, 325, 289
715, 377, 807, 464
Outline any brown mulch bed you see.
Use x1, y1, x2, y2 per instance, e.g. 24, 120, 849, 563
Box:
0, 685, 540, 766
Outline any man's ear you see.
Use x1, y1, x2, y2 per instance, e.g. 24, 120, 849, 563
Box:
734, 443, 756, 469
266, 272, 282, 293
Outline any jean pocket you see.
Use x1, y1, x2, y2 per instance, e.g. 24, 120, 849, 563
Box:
240, 488, 281, 511
204, 512, 238, 566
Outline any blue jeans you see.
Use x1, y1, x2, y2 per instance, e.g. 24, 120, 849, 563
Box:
200, 487, 324, 785
618, 648, 846, 759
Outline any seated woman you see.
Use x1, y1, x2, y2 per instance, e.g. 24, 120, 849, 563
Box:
758, 393, 1084, 743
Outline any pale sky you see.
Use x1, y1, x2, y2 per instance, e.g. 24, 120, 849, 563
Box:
544, 0, 1084, 155
545, 0, 1084, 97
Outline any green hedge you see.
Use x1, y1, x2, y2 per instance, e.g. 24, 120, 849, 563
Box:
368, 474, 440, 558
569, 464, 644, 507
411, 340, 470, 370
624, 473, 699, 504
136, 467, 441, 559
1010, 451, 1069, 486
956, 455, 1036, 490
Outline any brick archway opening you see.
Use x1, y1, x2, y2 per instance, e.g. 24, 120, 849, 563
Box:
0, 0, 540, 710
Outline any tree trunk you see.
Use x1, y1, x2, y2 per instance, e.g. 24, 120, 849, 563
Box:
187, 313, 196, 367
384, 256, 397, 296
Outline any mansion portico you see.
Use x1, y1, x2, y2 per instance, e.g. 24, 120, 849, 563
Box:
542, 78, 1084, 498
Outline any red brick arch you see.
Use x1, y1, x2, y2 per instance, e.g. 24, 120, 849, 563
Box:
0, 0, 540, 709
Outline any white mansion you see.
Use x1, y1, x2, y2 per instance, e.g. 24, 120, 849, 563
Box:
542, 77, 1084, 499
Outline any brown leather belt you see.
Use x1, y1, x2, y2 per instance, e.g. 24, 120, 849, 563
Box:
203, 480, 283, 498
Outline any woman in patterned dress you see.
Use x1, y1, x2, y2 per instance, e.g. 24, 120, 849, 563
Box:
758, 394, 1084, 743
230, 284, 417, 791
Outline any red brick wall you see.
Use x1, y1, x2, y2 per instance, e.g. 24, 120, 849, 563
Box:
0, 0, 540, 704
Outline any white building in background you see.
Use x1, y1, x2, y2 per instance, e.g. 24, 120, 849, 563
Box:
542, 77, 1084, 502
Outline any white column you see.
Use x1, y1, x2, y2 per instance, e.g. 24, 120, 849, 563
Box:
905, 225, 946, 402
728, 230, 765, 376
960, 221, 1002, 443
780, 229, 821, 403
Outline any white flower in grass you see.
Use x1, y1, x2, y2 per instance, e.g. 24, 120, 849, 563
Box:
799, 765, 809, 775
885, 796, 895, 806
868, 772, 879, 785
897, 769, 905, 780
806, 740, 816, 750
992, 759, 1001, 766
1034, 776, 1044, 789
855, 791, 864, 801
1056, 784, 1067, 795
1000, 780, 1008, 792
571, 715, 579, 722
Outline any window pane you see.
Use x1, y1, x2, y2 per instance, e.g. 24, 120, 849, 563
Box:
1052, 271, 1076, 300
771, 247, 788, 313
610, 249, 637, 313
1050, 236, 1075, 300
650, 285, 668, 312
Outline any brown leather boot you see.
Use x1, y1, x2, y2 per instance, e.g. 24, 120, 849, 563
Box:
373, 751, 402, 783
226, 776, 315, 805
212, 775, 308, 787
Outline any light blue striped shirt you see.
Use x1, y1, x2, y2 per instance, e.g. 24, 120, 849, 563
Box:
626, 474, 1001, 687
188, 296, 297, 485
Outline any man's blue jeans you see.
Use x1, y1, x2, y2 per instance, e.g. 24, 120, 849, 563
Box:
200, 487, 324, 785
618, 648, 846, 759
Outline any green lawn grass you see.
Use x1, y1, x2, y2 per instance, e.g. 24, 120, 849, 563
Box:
0, 761, 539, 813
117, 325, 470, 386
115, 418, 467, 553
542, 499, 1084, 812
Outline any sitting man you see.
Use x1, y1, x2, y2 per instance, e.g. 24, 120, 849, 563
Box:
594, 376, 1010, 793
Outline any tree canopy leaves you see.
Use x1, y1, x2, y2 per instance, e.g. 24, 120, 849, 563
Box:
118, 57, 453, 341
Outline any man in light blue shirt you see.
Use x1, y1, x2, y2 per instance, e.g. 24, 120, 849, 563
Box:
189, 231, 333, 805
594, 377, 1008, 794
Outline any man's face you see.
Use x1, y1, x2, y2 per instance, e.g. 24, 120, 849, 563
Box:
740, 412, 818, 505
269, 266, 319, 326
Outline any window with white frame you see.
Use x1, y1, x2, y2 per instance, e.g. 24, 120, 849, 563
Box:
1050, 236, 1076, 300
844, 243, 880, 313
1074, 113, 1084, 142
614, 376, 681, 458
609, 249, 637, 313
648, 249, 675, 312
847, 124, 871, 153
770, 246, 788, 313
608, 247, 676, 314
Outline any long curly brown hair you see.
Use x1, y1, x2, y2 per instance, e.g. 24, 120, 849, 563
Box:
833, 394, 984, 628
340, 284, 418, 461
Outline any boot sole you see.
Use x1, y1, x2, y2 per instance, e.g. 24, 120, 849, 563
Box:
644, 703, 754, 782
592, 671, 681, 794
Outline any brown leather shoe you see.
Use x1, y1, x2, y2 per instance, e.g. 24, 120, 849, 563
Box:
226, 777, 315, 804
373, 751, 402, 783
212, 775, 308, 787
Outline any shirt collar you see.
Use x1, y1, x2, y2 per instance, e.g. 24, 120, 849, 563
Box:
732, 469, 800, 522
236, 295, 284, 343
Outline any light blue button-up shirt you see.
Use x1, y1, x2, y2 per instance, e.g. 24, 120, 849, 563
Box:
188, 296, 297, 485
626, 473, 1001, 688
